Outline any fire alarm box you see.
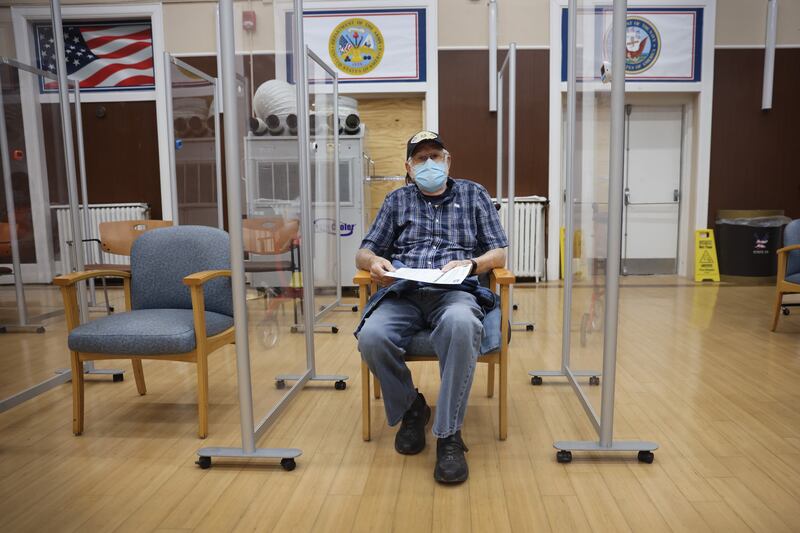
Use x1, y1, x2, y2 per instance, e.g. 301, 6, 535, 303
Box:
243, 10, 256, 32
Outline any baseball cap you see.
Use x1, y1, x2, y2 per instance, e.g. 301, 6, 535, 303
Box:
406, 130, 446, 159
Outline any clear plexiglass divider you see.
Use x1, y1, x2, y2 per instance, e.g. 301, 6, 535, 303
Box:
528, 0, 659, 463
0, 51, 129, 409
164, 54, 224, 229
496, 44, 534, 333
196, 0, 347, 471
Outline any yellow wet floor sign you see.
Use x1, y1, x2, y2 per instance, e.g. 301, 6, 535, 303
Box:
695, 229, 720, 282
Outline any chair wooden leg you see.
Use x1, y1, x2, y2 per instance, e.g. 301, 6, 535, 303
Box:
486, 362, 495, 398
499, 359, 508, 441
362, 361, 371, 441
70, 352, 84, 436
373, 375, 382, 399
771, 291, 784, 332
131, 359, 146, 395
196, 352, 209, 439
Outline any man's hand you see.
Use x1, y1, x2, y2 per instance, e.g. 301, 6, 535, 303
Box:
369, 256, 397, 287
441, 259, 473, 273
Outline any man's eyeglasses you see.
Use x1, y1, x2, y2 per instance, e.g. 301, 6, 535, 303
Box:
409, 151, 449, 165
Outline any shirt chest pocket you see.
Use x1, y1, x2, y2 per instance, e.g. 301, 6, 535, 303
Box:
449, 207, 478, 250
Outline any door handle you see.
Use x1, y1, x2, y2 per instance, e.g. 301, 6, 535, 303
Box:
624, 187, 630, 206
673, 189, 680, 202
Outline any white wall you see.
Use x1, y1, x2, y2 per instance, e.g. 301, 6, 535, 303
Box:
3, 0, 797, 57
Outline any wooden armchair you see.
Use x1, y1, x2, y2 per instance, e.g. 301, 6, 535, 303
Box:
354, 268, 514, 441
53, 226, 235, 438
771, 219, 800, 331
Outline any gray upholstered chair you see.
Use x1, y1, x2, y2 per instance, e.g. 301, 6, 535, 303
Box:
772, 219, 800, 331
54, 225, 235, 438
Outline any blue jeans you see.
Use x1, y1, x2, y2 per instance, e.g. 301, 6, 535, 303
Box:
357, 286, 485, 438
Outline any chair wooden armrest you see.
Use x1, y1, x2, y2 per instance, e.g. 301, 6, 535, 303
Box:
490, 268, 515, 286
777, 244, 800, 255
184, 270, 235, 361
53, 269, 131, 286
55, 270, 133, 330
353, 269, 371, 286
183, 269, 232, 286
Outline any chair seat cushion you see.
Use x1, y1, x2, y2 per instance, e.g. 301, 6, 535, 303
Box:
786, 273, 800, 285
406, 306, 504, 356
68, 309, 233, 355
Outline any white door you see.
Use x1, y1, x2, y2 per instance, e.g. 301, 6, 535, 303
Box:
622, 105, 684, 275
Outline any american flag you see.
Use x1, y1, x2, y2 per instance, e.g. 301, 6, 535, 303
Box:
35, 21, 154, 92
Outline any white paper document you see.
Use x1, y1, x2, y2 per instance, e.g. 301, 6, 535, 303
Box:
385, 264, 472, 285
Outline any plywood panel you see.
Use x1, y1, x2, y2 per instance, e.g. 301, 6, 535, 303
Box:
358, 97, 424, 177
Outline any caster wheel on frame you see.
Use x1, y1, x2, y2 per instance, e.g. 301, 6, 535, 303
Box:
589, 376, 600, 386
782, 307, 790, 316
332, 327, 339, 334
513, 304, 519, 311
531, 376, 543, 386
637, 450, 655, 464
196, 456, 211, 469
352, 305, 358, 312
281, 458, 296, 471
526, 324, 535, 332
112, 373, 124, 382
335, 380, 347, 390
556, 450, 572, 463
275, 379, 286, 390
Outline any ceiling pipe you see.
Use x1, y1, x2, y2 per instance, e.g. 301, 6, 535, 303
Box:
489, 0, 498, 112
762, 0, 778, 110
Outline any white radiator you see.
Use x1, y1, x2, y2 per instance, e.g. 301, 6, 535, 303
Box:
53, 203, 150, 272
496, 196, 547, 281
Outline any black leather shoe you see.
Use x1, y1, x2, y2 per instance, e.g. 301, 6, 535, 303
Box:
394, 392, 431, 455
434, 431, 469, 484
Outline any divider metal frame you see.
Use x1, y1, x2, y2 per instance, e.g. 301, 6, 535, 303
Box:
0, 35, 124, 411
196, 0, 346, 470
496, 43, 534, 333
285, 46, 349, 336
0, 58, 45, 335
528, 0, 658, 462
163, 54, 225, 229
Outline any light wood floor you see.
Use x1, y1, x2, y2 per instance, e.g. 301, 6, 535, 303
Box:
0, 279, 799, 532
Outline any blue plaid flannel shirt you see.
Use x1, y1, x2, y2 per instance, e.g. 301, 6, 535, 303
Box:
360, 178, 508, 268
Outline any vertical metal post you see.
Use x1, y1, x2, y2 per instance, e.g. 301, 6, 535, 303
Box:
599, 0, 627, 448
213, 79, 224, 229
163, 53, 179, 225
332, 69, 342, 303
73, 81, 95, 303
507, 44, 517, 304
294, 4, 317, 376
50, 0, 87, 322
488, 0, 498, 112
560, 0, 578, 373
0, 82, 28, 325
495, 74, 503, 204
219, 0, 256, 454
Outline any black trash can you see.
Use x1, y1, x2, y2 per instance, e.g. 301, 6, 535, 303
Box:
716, 214, 791, 276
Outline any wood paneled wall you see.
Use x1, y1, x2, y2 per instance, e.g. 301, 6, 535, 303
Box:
709, 49, 800, 226
59, 48, 800, 236
438, 49, 550, 198
43, 101, 162, 218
